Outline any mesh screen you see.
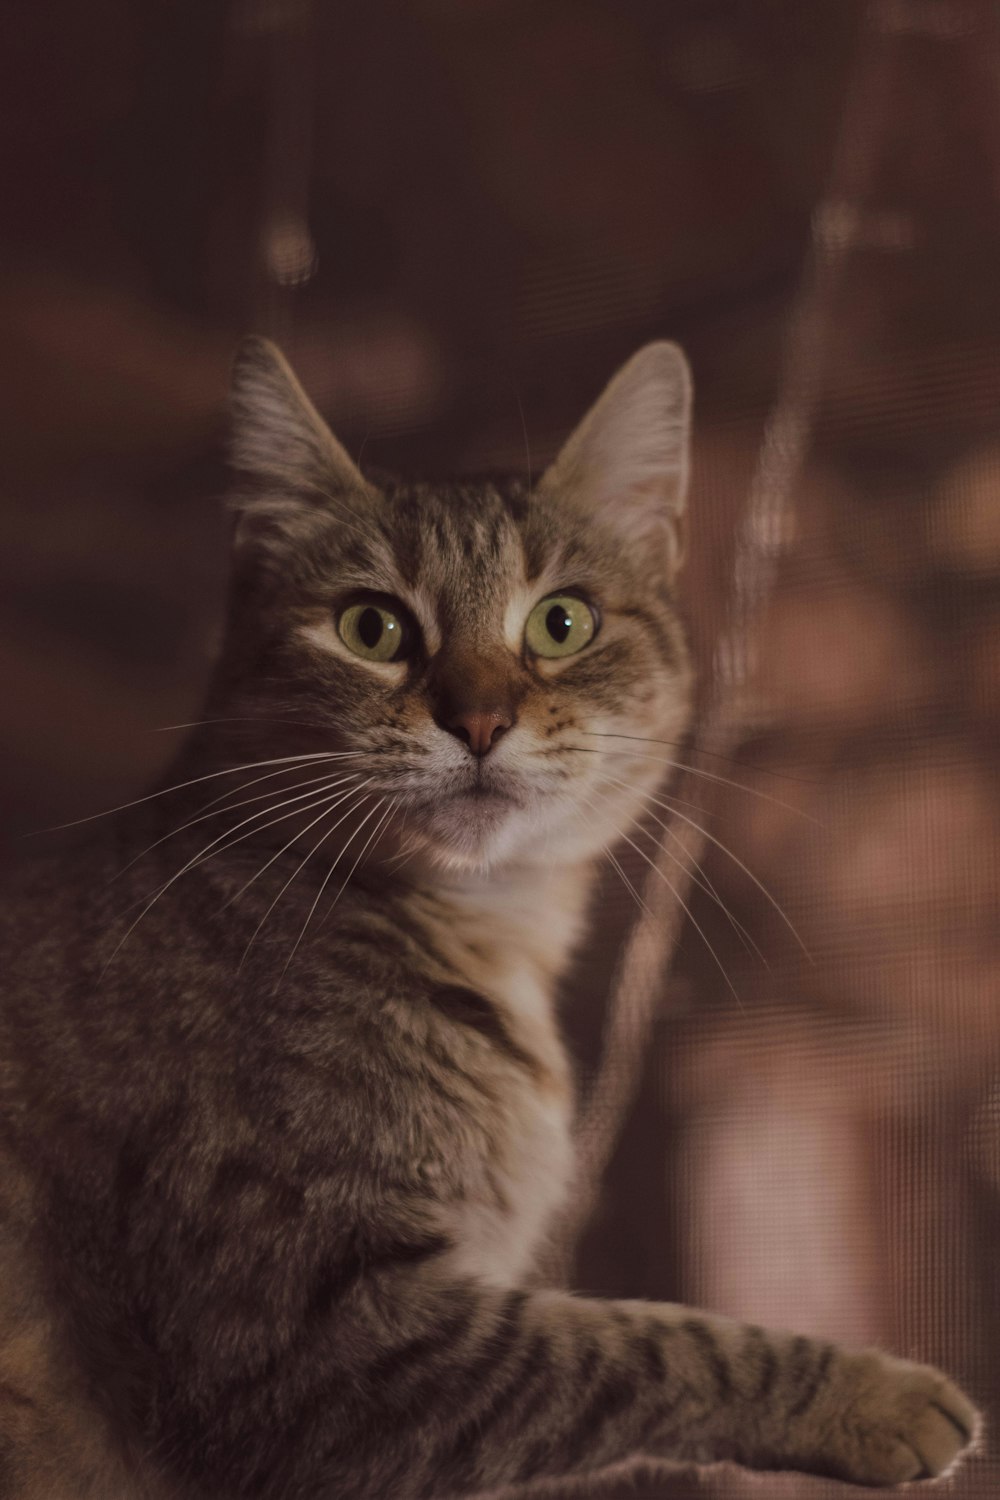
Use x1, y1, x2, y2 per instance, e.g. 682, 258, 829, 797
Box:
0, 1, 997, 1494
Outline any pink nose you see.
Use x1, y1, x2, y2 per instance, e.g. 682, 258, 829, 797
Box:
445, 709, 513, 757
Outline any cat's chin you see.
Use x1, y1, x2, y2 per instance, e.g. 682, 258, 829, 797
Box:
407, 789, 522, 873
402, 789, 611, 876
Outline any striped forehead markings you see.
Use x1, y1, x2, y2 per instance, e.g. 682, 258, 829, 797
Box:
394, 497, 530, 647
334, 479, 585, 657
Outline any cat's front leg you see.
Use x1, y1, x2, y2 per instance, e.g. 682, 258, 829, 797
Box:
138, 1271, 980, 1498
647, 1312, 981, 1486
334, 1287, 980, 1497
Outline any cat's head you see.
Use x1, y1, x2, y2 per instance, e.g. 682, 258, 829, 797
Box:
222, 337, 694, 873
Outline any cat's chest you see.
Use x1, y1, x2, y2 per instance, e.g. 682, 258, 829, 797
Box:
438, 962, 576, 1284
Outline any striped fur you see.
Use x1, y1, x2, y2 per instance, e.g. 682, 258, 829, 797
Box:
0, 339, 979, 1496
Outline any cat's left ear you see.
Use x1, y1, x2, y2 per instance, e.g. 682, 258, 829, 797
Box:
229, 336, 373, 503
539, 342, 692, 575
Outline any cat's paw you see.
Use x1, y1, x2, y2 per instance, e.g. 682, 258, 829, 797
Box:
825, 1351, 980, 1487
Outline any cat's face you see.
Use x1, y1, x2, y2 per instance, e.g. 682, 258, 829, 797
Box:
223, 340, 694, 873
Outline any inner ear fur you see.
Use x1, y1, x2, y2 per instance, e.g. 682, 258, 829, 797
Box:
539, 341, 692, 574
229, 336, 374, 503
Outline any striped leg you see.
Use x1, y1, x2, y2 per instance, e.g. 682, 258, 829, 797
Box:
299, 1284, 980, 1498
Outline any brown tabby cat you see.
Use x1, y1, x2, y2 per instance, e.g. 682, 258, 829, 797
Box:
0, 338, 980, 1498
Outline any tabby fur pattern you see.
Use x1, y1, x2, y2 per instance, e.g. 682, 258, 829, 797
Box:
0, 339, 979, 1498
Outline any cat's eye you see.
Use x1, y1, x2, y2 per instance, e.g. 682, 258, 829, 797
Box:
337, 601, 409, 662
524, 594, 598, 659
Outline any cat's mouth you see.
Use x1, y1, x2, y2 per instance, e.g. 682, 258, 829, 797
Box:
408, 781, 519, 815
396, 770, 527, 868
443, 783, 515, 805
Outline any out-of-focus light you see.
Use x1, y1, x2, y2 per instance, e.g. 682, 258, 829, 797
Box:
870, 0, 977, 39
264, 216, 318, 287
813, 199, 917, 254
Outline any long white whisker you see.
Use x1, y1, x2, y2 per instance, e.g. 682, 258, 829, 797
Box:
280, 796, 387, 976
601, 772, 812, 962
604, 846, 650, 916
576, 782, 741, 1004
569, 789, 646, 915
37, 751, 360, 834
381, 815, 423, 875
318, 797, 398, 932
577, 730, 818, 785
590, 779, 768, 968
236, 785, 377, 967
196, 755, 364, 815
656, 834, 766, 968
604, 818, 742, 1007
110, 770, 362, 883
102, 779, 372, 972
381, 842, 419, 872
152, 716, 341, 733
549, 750, 712, 817
564, 745, 819, 822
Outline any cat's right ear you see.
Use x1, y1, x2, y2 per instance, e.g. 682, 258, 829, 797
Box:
229, 336, 374, 507
538, 341, 692, 576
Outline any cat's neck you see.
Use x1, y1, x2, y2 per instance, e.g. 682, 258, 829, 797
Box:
411, 857, 597, 1007
151, 737, 598, 1005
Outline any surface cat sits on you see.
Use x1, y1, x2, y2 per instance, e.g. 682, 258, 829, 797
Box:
0, 339, 980, 1498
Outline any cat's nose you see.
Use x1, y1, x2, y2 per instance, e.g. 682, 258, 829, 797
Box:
442, 709, 513, 757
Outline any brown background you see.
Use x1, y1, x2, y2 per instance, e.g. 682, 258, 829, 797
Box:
1, 1, 998, 1495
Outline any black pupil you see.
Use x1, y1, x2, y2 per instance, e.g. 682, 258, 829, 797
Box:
358, 607, 385, 650
546, 604, 573, 643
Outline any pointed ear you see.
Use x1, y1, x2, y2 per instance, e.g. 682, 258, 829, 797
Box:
229, 335, 372, 502
539, 342, 692, 573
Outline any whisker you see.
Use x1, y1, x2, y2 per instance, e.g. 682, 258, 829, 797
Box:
381, 821, 424, 876
102, 780, 371, 972
34, 751, 358, 835
601, 815, 742, 1007
666, 842, 766, 969
578, 731, 818, 784
280, 796, 388, 976
591, 778, 767, 968
564, 790, 649, 916
152, 717, 348, 734
601, 772, 812, 962
236, 784, 377, 968
195, 755, 364, 816
384, 845, 422, 879
604, 846, 650, 916
564, 745, 819, 822
109, 770, 362, 883
318, 797, 398, 932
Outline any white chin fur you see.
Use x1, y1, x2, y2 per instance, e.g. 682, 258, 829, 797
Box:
408, 777, 650, 875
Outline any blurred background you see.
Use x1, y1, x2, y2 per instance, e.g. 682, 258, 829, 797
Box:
1, 0, 999, 1494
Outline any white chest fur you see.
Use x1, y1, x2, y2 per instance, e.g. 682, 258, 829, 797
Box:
414, 864, 592, 1284
452, 965, 575, 1284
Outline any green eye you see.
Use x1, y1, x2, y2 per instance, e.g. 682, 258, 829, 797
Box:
337, 602, 408, 662
525, 594, 598, 659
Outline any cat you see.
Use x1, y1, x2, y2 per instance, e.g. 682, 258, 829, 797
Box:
0, 336, 980, 1499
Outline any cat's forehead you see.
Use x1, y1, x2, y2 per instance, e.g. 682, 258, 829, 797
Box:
380, 478, 533, 594
353, 477, 558, 652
